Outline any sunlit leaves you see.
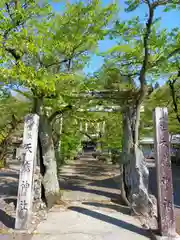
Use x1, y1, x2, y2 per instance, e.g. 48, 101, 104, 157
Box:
0, 0, 117, 102
142, 82, 180, 135
103, 1, 180, 86
124, 0, 141, 12
106, 45, 134, 54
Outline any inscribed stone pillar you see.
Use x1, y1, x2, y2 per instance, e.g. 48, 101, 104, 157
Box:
15, 114, 39, 230
154, 107, 177, 238
85, 122, 88, 132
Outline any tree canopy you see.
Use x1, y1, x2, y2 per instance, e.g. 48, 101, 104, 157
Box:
0, 0, 179, 164
0, 0, 179, 211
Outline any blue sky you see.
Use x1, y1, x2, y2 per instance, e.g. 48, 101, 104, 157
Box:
51, 0, 180, 81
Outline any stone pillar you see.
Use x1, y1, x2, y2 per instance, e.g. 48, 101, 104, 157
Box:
154, 107, 178, 238
97, 122, 100, 132
85, 122, 88, 132
102, 121, 105, 134
80, 122, 83, 132
57, 117, 63, 154
15, 114, 39, 230
96, 122, 102, 153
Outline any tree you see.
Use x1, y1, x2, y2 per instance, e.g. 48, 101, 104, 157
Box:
53, 111, 83, 165
0, 0, 117, 207
0, 89, 30, 166
167, 67, 180, 125
142, 81, 180, 135
101, 112, 122, 150
97, 0, 180, 216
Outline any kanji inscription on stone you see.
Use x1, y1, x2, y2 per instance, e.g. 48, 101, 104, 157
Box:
153, 107, 176, 237
15, 114, 39, 230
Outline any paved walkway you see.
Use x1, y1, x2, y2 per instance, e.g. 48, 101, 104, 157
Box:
31, 153, 151, 240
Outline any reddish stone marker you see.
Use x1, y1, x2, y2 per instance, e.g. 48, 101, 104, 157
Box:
154, 107, 177, 238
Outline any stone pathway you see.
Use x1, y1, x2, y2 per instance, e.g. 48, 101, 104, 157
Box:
1, 154, 180, 239
31, 153, 151, 240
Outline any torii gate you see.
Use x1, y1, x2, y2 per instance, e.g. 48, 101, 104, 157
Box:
56, 89, 140, 153
15, 90, 177, 239
72, 91, 177, 238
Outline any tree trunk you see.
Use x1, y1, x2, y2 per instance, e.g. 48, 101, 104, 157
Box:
38, 115, 60, 208
33, 97, 60, 209
119, 164, 130, 206
120, 108, 133, 206
121, 106, 156, 219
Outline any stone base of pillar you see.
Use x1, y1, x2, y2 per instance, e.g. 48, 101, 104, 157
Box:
149, 230, 180, 240
153, 236, 180, 240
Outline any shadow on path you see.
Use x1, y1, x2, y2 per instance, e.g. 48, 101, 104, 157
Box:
0, 171, 19, 198
68, 206, 150, 238
59, 158, 120, 200
88, 176, 120, 190
60, 183, 120, 199
0, 209, 15, 229
82, 201, 131, 215
4, 197, 17, 208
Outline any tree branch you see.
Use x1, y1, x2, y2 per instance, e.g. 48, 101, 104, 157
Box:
167, 48, 180, 59
45, 49, 86, 69
48, 105, 73, 122
3, 1, 37, 62
79, 131, 96, 142
168, 69, 180, 124
4, 47, 22, 61
139, 3, 154, 89
151, 47, 180, 69
5, 3, 14, 21
152, 0, 180, 8
138, 2, 154, 104
45, 58, 70, 68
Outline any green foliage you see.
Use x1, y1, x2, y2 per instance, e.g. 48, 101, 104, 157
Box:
0, 0, 179, 168
0, 90, 30, 166
141, 82, 180, 136
95, 0, 180, 146
124, 0, 180, 12
0, 0, 117, 98
60, 115, 82, 163
0, 0, 118, 167
101, 112, 122, 151
0, 90, 29, 140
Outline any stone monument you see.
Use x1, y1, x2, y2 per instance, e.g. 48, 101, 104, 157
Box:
15, 114, 39, 230
154, 107, 180, 239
